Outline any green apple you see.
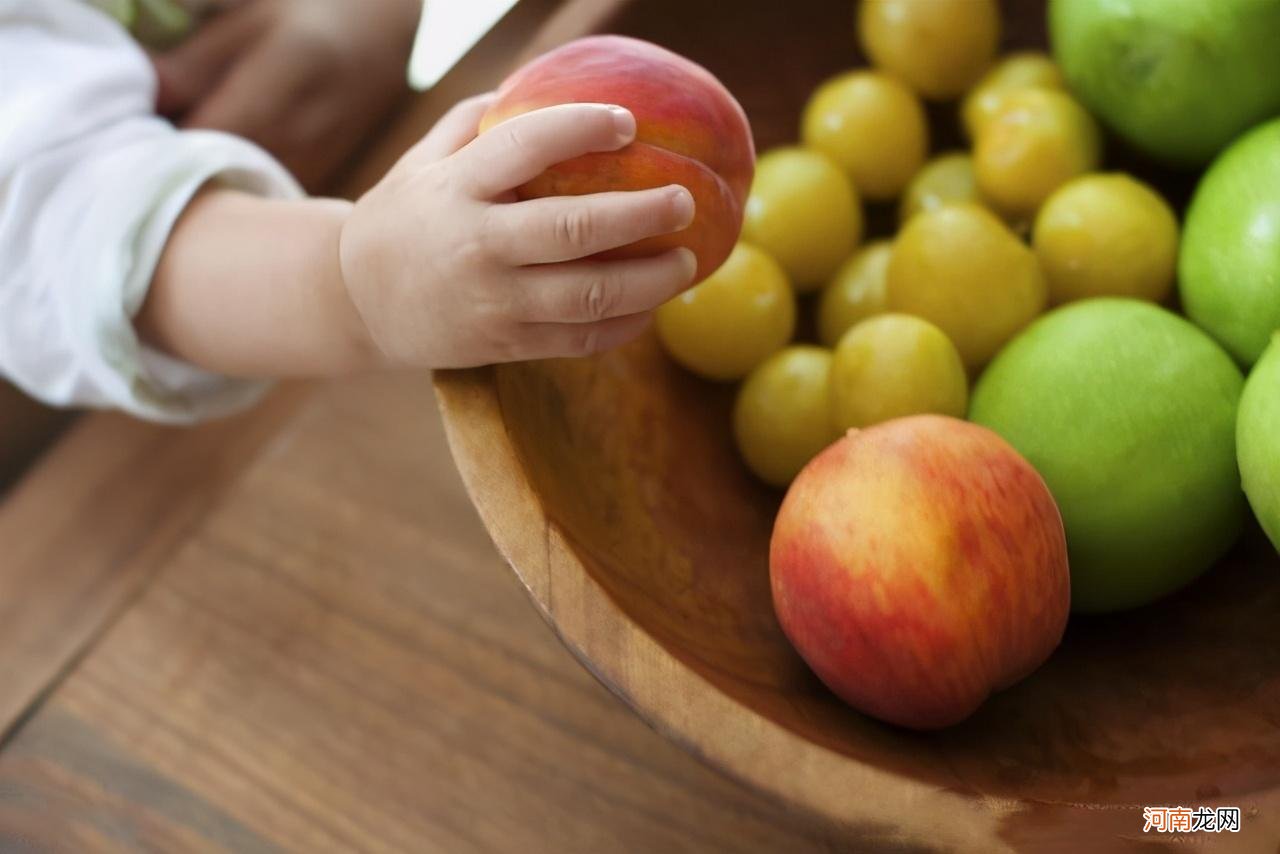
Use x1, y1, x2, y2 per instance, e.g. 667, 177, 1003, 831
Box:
1180, 118, 1280, 367
1049, 0, 1280, 165
1239, 335, 1280, 552
970, 299, 1246, 613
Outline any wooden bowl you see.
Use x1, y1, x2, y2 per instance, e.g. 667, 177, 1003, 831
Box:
437, 1, 1280, 849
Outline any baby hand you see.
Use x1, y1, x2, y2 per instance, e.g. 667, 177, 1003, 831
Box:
338, 97, 699, 369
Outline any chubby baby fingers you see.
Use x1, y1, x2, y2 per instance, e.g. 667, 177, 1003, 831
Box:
489, 185, 695, 265
458, 103, 636, 198
517, 249, 697, 323
405, 92, 498, 163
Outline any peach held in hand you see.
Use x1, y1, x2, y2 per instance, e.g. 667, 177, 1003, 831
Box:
770, 415, 1070, 729
481, 35, 755, 282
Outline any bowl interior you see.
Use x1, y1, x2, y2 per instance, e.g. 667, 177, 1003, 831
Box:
492, 0, 1280, 807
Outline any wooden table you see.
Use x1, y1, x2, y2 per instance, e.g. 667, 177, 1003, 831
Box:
0, 371, 857, 852
0, 3, 854, 850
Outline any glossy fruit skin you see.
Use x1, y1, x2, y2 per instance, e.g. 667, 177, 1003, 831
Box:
1239, 335, 1280, 552
1049, 0, 1280, 166
770, 415, 1069, 730
887, 204, 1048, 371
733, 346, 837, 487
801, 70, 928, 201
1033, 173, 1179, 305
974, 88, 1101, 221
858, 0, 1000, 100
1179, 118, 1280, 367
817, 241, 891, 348
655, 242, 795, 381
742, 148, 863, 292
481, 35, 755, 282
828, 314, 968, 431
962, 51, 1064, 140
970, 299, 1247, 614
898, 152, 980, 225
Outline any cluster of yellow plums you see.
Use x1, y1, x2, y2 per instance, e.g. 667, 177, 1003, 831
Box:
655, 0, 1183, 488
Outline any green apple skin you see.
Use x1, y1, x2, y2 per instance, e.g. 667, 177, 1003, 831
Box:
1049, 0, 1280, 166
1239, 335, 1280, 552
970, 299, 1246, 614
1180, 118, 1280, 367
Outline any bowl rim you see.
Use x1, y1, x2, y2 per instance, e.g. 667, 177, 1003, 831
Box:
434, 366, 1028, 851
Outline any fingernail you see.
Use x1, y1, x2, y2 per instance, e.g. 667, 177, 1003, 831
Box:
674, 247, 698, 281
607, 105, 636, 143
668, 186, 695, 229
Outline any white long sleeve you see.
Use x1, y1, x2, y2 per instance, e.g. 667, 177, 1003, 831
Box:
0, 0, 304, 423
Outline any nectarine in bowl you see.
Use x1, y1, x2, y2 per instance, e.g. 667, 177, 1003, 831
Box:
438, 1, 1280, 850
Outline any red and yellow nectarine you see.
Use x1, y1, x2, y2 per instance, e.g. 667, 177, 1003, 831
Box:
481, 35, 755, 282
770, 415, 1069, 729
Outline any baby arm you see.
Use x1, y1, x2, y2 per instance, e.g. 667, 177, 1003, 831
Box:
138, 97, 698, 376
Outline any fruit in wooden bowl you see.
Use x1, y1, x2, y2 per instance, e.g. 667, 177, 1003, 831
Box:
1179, 117, 1280, 367
1239, 337, 1280, 553
771, 416, 1069, 730
858, 0, 999, 100
972, 88, 1101, 221
480, 34, 754, 282
970, 299, 1247, 613
742, 146, 862, 291
960, 50, 1064, 141
828, 314, 968, 430
886, 204, 1047, 371
800, 69, 927, 201
1049, 0, 1280, 166
438, 1, 1280, 849
1032, 173, 1179, 305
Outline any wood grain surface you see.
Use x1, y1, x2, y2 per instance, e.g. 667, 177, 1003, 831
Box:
0, 386, 311, 743
0, 383, 73, 495
0, 371, 852, 853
